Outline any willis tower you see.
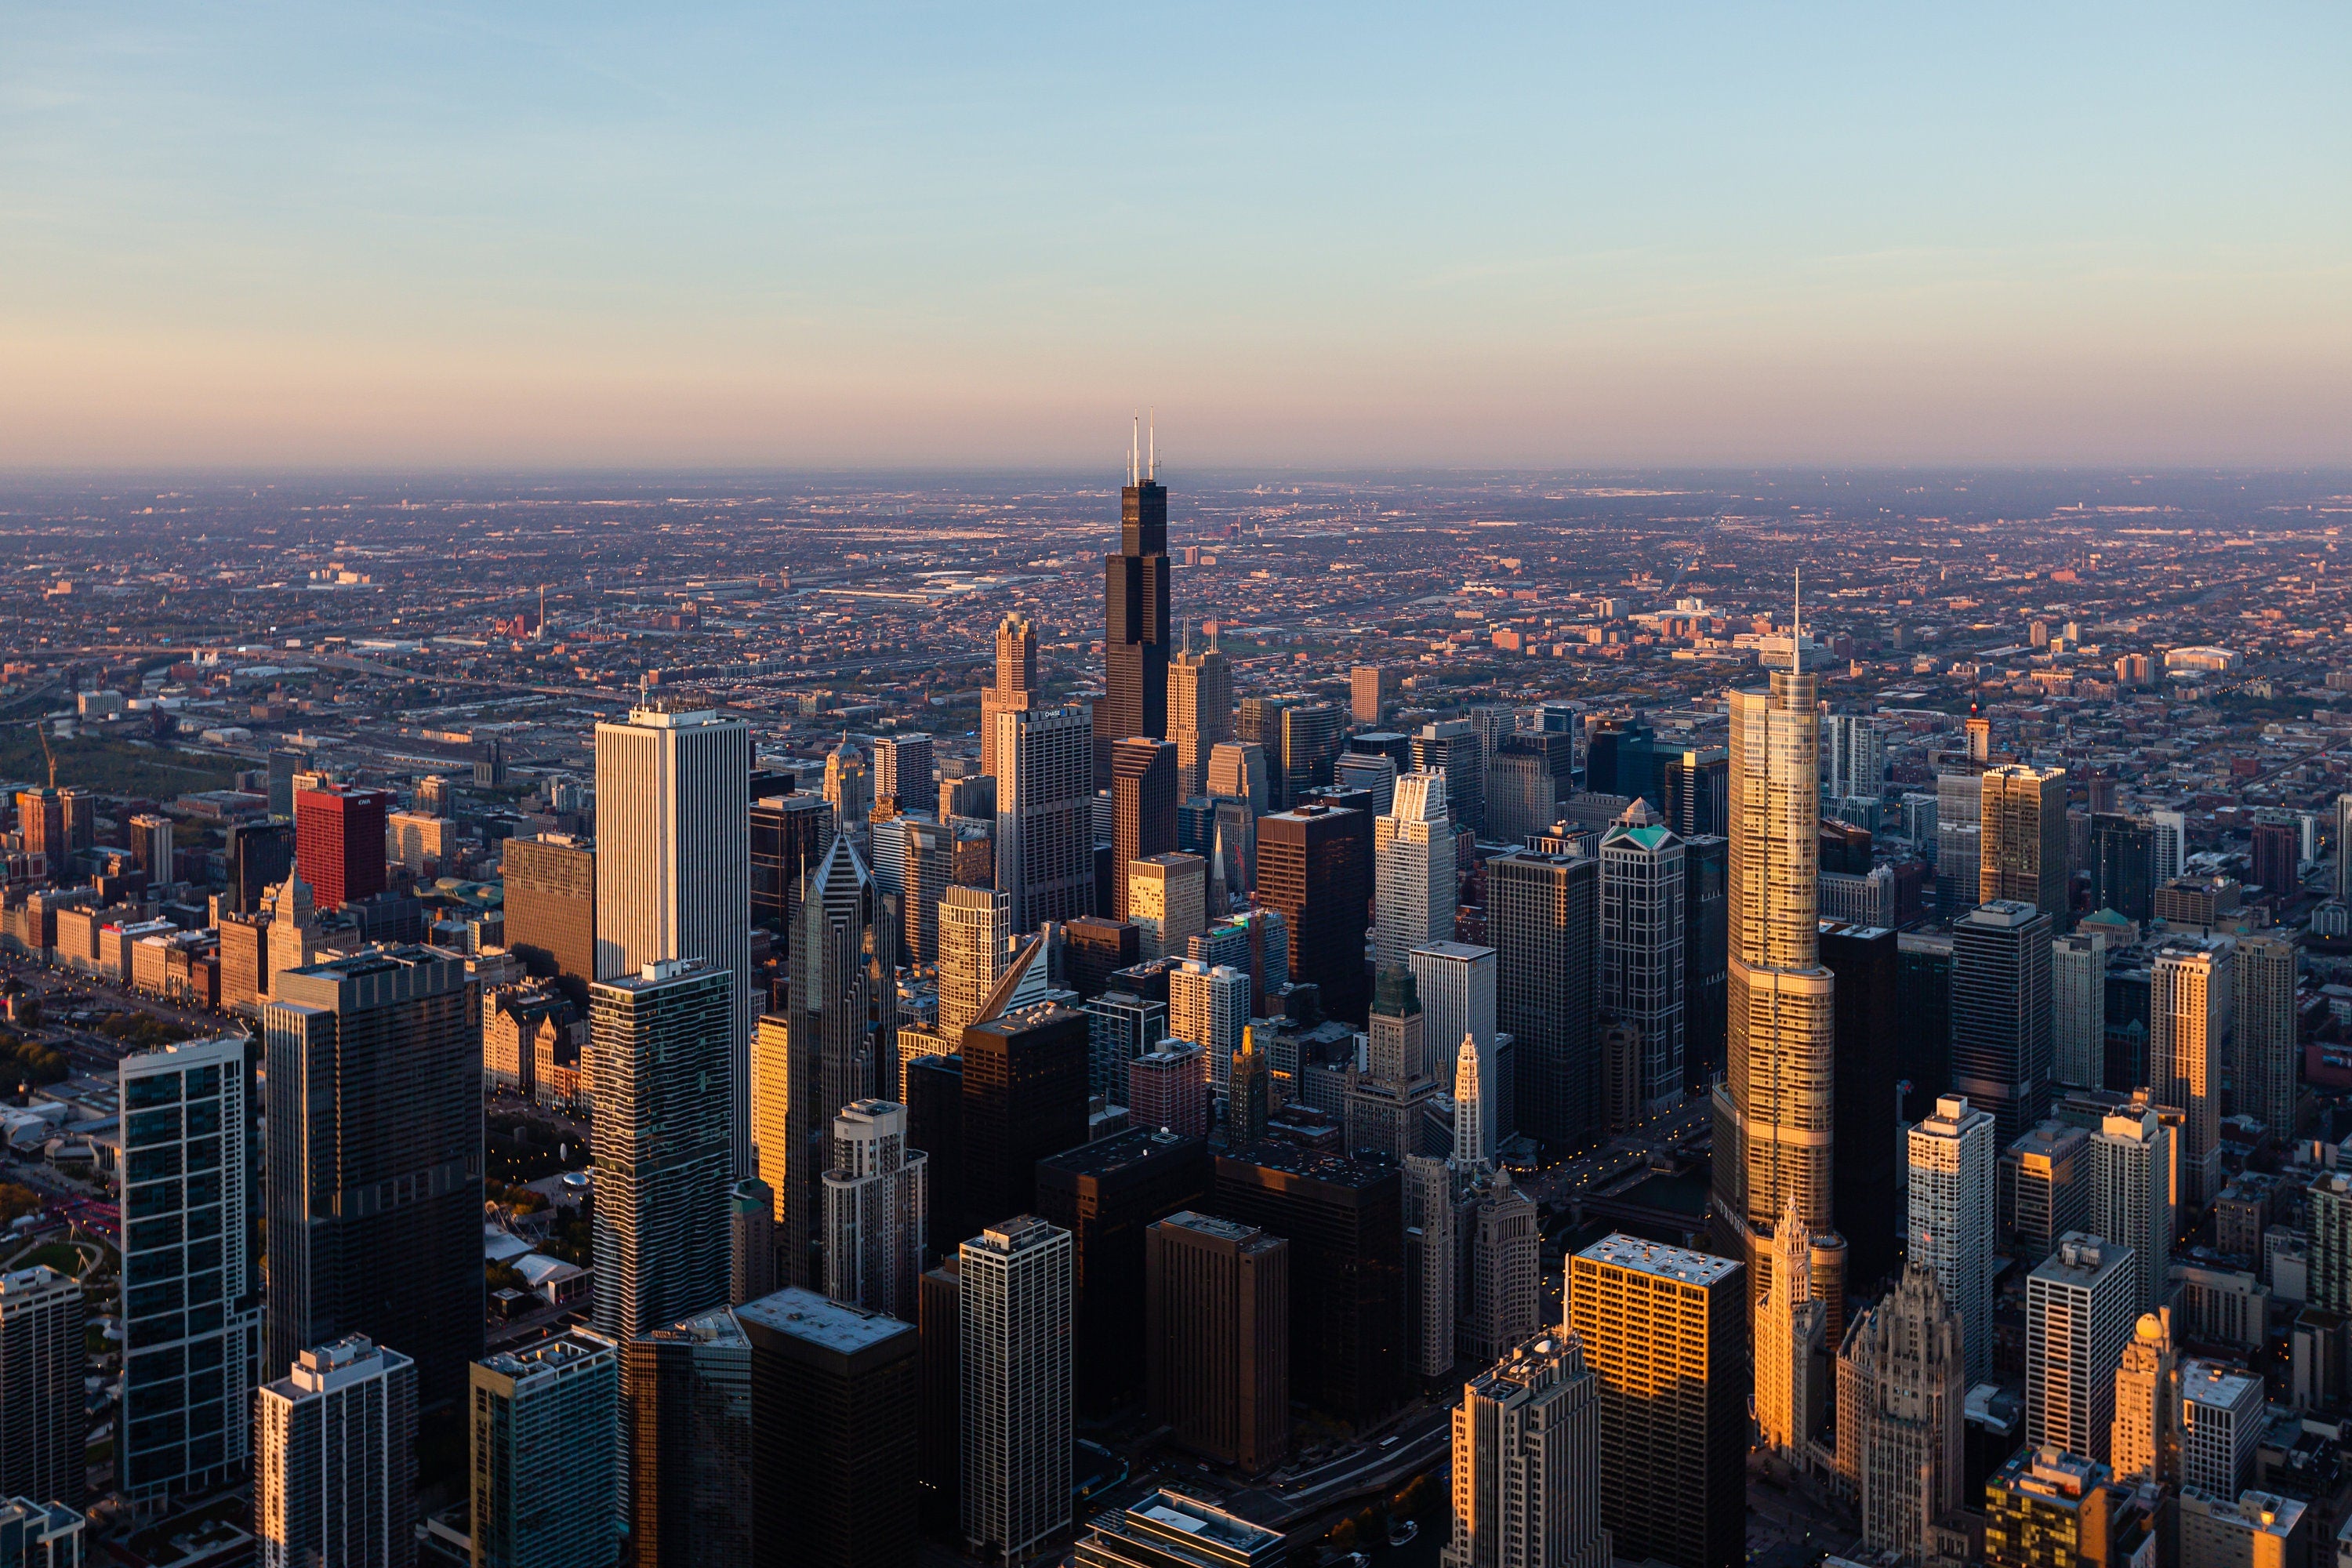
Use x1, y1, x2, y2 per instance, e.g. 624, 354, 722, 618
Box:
1098, 417, 1171, 787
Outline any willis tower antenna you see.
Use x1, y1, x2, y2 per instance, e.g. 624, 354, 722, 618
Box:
1098, 409, 1170, 788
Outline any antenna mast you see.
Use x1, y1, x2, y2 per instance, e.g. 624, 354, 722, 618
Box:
1149, 408, 1156, 481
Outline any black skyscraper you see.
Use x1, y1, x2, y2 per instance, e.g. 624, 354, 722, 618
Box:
1682, 833, 1729, 1094
1257, 803, 1372, 1026
1821, 920, 1900, 1294
959, 1002, 1091, 1239
263, 946, 482, 1416
1110, 738, 1179, 922
1033, 1128, 1210, 1416
1100, 445, 1171, 788
2091, 812, 2156, 923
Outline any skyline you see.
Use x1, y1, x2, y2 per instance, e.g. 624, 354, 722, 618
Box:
7, 4, 2350, 469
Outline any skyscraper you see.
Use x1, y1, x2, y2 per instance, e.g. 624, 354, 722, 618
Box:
626, 1308, 754, 1568
1755, 1194, 1828, 1457
1444, 1331, 1610, 1568
1820, 920, 1900, 1291
1951, 899, 2056, 1143
1599, 806, 1685, 1120
1210, 1145, 1404, 1425
2053, 929, 2109, 1091
1412, 942, 1501, 1149
469, 1329, 622, 1568
1128, 1045, 1209, 1140
1169, 630, 1232, 800
591, 958, 735, 1339
254, 1336, 416, 1568
871, 732, 933, 811
1715, 604, 1838, 1333
901, 815, 953, 965
2089, 1102, 2172, 1317
1566, 1235, 1745, 1568
1412, 720, 1485, 836
1374, 771, 1457, 970
1461, 1172, 1541, 1365
1256, 802, 1372, 1025
959, 965, 1091, 1238
1101, 434, 1171, 788
995, 705, 1096, 931
822, 1099, 928, 1322
1907, 1094, 1997, 1381
1127, 851, 1206, 963
1454, 1030, 1490, 1169
750, 793, 834, 945
2026, 1232, 2138, 1464
1035, 1129, 1210, 1418
0, 1266, 83, 1509
118, 1035, 260, 1506
1980, 764, 2069, 924
595, 704, 753, 1169
2235, 932, 2298, 1140
264, 947, 481, 1416
1169, 959, 1249, 1102
958, 1217, 1073, 1564
1836, 1263, 1965, 1563
1110, 739, 1178, 922
979, 612, 1038, 782
2108, 1308, 2176, 1484
292, 782, 390, 910
1345, 966, 1440, 1166
938, 884, 1011, 1037
2177, 1357, 2265, 1499
1350, 665, 1396, 725
737, 1287, 920, 1568
1274, 702, 1347, 815
1823, 713, 1886, 803
502, 833, 597, 1007
1204, 739, 1270, 817
1144, 1211, 1288, 1474
2151, 935, 2234, 1205
2091, 813, 2156, 923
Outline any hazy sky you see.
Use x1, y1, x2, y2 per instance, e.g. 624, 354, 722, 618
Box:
5, 3, 2349, 470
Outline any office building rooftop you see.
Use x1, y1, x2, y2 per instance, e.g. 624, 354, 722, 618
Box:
1578, 1232, 1740, 1287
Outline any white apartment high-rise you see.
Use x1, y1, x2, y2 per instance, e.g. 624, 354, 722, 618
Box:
1170, 960, 1250, 1102
1824, 714, 1886, 802
994, 706, 1095, 931
1443, 1331, 1610, 1568
1413, 941, 1501, 1150
939, 884, 1011, 1037
118, 1035, 261, 1505
2179, 1356, 2266, 1498
1715, 597, 1838, 1327
2150, 809, 2187, 887
595, 704, 753, 1168
2025, 1232, 2138, 1465
2053, 930, 2110, 1091
872, 732, 934, 811
590, 959, 735, 1340
1599, 806, 1685, 1118
2110, 1308, 2176, 1484
1374, 771, 1457, 970
822, 1099, 929, 1323
1907, 1094, 1997, 1381
0, 1265, 84, 1510
2236, 932, 2299, 1140
255, 1336, 416, 1568
1837, 1263, 1965, 1563
960, 1216, 1073, 1565
2151, 935, 2235, 1206
2090, 1102, 2174, 1316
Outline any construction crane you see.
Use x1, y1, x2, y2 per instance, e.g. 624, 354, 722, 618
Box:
37, 720, 56, 789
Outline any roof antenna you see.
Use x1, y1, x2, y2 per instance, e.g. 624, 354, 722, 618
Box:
1792, 565, 1804, 672
1181, 615, 1192, 655
1149, 407, 1156, 482
1131, 414, 1140, 488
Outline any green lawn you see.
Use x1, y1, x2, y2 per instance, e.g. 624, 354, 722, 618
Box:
0, 728, 239, 797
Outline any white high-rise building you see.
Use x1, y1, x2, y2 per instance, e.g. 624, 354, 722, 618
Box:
938, 885, 1011, 1038
1461, 1173, 1541, 1366
1453, 1032, 1490, 1170
2237, 932, 2299, 1140
2090, 1102, 2174, 1316
2149, 809, 2187, 887
118, 1035, 262, 1505
1908, 1094, 1998, 1381
871, 732, 934, 810
1824, 714, 1886, 802
2025, 1232, 2138, 1464
1336, 750, 1399, 817
960, 1215, 1073, 1565
2338, 794, 2352, 903
1755, 1192, 1828, 1459
1414, 940, 1500, 1143
994, 706, 1095, 932
1599, 804, 1685, 1118
255, 1336, 416, 1568
595, 704, 753, 1168
2178, 1356, 2266, 1498
590, 959, 735, 1340
1442, 1331, 1610, 1568
2151, 935, 2235, 1206
2053, 930, 2110, 1091
822, 1099, 928, 1323
1375, 771, 1457, 970
1170, 960, 1250, 1102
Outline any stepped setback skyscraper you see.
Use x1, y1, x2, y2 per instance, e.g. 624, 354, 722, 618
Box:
1099, 423, 1171, 787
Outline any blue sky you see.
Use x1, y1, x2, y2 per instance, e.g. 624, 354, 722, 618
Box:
5, 3, 2347, 467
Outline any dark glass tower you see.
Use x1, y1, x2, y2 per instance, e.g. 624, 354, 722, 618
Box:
1100, 450, 1170, 788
